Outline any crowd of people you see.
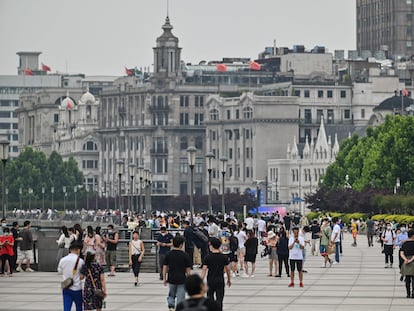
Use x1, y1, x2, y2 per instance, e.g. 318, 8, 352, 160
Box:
2, 211, 414, 310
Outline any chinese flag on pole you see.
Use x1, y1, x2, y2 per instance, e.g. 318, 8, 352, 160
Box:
41, 63, 51, 72
125, 67, 133, 76
249, 61, 261, 71
66, 99, 73, 110
216, 63, 227, 72
24, 68, 33, 76
402, 89, 409, 97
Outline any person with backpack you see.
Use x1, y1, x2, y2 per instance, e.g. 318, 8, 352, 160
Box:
175, 274, 220, 311
382, 222, 396, 268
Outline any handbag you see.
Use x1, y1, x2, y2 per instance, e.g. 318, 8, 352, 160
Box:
327, 243, 336, 255
61, 256, 80, 289
88, 268, 104, 299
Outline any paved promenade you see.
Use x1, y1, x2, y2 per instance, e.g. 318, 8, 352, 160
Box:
0, 234, 413, 311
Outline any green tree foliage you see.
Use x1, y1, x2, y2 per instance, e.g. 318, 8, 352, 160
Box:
324, 115, 414, 193
4, 148, 83, 204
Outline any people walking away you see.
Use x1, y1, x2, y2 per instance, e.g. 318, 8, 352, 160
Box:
310, 219, 321, 256
244, 230, 258, 277
182, 220, 195, 267
283, 213, 292, 232
80, 251, 106, 311
129, 230, 145, 286
350, 219, 358, 247
16, 220, 34, 272
157, 226, 173, 280
162, 235, 192, 311
400, 230, 414, 298
57, 226, 72, 265
201, 237, 231, 311
104, 224, 119, 276
175, 274, 220, 311
397, 225, 409, 273
276, 229, 290, 277
83, 226, 96, 256
320, 219, 333, 268
266, 230, 278, 277
288, 226, 305, 287
382, 222, 396, 268
235, 224, 247, 274
331, 217, 341, 264
366, 217, 375, 247
58, 243, 85, 311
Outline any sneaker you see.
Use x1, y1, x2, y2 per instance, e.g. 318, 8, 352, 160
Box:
249, 274, 255, 278
25, 268, 34, 272
232, 272, 236, 278
15, 267, 22, 272
242, 273, 249, 278
384, 264, 389, 268
236, 272, 240, 276
300, 282, 304, 287
274, 275, 281, 277
288, 282, 294, 287
332, 261, 339, 265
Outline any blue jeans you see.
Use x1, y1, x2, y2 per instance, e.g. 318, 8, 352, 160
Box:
62, 289, 82, 311
167, 283, 186, 308
335, 242, 340, 263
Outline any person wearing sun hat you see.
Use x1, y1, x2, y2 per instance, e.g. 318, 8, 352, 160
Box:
266, 230, 278, 276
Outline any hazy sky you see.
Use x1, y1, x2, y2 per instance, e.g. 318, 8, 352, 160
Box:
0, 0, 356, 76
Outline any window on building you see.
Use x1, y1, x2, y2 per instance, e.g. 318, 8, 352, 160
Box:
407, 41, 412, 48
304, 90, 310, 98
327, 109, 334, 124
180, 113, 189, 125
304, 128, 311, 141
0, 112, 10, 118
195, 95, 204, 107
211, 130, 216, 141
318, 90, 324, 98
180, 182, 188, 195
340, 90, 346, 98
344, 109, 351, 119
195, 136, 203, 149
294, 90, 300, 97
245, 129, 250, 139
304, 109, 312, 124
12, 123, 17, 129
210, 109, 219, 120
54, 114, 59, 123
226, 110, 231, 120
236, 109, 240, 119
83, 141, 97, 151
246, 167, 250, 178
243, 107, 253, 119
195, 158, 203, 174
229, 148, 233, 160
180, 158, 188, 174
228, 166, 233, 178
180, 137, 188, 150
361, 109, 365, 118
327, 90, 333, 98
317, 109, 323, 123
194, 113, 204, 125
180, 95, 189, 107
234, 129, 240, 140
246, 147, 250, 159
407, 0, 412, 4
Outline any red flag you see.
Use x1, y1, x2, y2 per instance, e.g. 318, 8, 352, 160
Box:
216, 63, 227, 72
24, 68, 33, 76
125, 67, 133, 76
41, 63, 51, 71
403, 89, 409, 97
66, 99, 73, 110
249, 61, 261, 71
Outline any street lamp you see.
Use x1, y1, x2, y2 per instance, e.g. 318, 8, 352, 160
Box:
137, 166, 144, 215
143, 168, 149, 216
129, 163, 136, 215
51, 187, 54, 210
116, 159, 125, 224
19, 187, 22, 210
187, 146, 197, 224
74, 186, 77, 211
41, 187, 45, 210
0, 140, 9, 218
220, 157, 228, 216
395, 177, 401, 194
63, 186, 67, 210
205, 152, 215, 216
147, 170, 153, 219
28, 188, 33, 210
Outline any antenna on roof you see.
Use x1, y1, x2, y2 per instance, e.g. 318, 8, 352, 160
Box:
166, 0, 169, 17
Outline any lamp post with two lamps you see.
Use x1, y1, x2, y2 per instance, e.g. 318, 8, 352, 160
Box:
41, 187, 45, 210
187, 146, 197, 224
205, 152, 215, 216
129, 163, 136, 215
137, 166, 144, 215
220, 157, 228, 216
0, 140, 9, 218
116, 160, 125, 225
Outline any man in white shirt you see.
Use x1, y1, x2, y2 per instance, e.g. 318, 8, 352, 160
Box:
257, 216, 266, 242
244, 214, 254, 231
330, 217, 341, 264
57, 243, 85, 311
382, 222, 396, 268
288, 226, 305, 287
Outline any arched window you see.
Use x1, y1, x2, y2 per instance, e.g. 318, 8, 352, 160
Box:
243, 107, 253, 119
210, 109, 219, 120
83, 141, 97, 151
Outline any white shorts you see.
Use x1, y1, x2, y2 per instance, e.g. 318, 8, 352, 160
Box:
18, 249, 34, 261
237, 247, 246, 257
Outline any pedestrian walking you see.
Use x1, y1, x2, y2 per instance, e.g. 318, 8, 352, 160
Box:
10, 221, 19, 273
243, 230, 258, 277
94, 227, 106, 266
366, 217, 375, 247
157, 226, 173, 280
0, 227, 14, 276
288, 226, 305, 287
310, 219, 321, 256
162, 235, 192, 311
56, 226, 72, 265
276, 229, 290, 277
80, 251, 106, 311
201, 237, 231, 311
382, 222, 396, 268
266, 230, 278, 277
320, 218, 333, 268
58, 243, 85, 311
331, 217, 341, 264
129, 230, 145, 286
16, 220, 34, 272
104, 224, 119, 276
400, 230, 414, 298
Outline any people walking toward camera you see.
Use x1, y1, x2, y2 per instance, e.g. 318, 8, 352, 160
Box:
310, 219, 321, 256
56, 226, 72, 265
129, 230, 145, 286
266, 231, 278, 276
382, 222, 396, 268
288, 226, 305, 287
104, 224, 119, 276
162, 235, 192, 311
276, 229, 290, 277
320, 218, 333, 268
81, 250, 106, 311
16, 220, 34, 272
331, 217, 341, 264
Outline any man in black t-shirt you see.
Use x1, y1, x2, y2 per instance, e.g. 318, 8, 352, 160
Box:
163, 236, 192, 311
104, 224, 119, 276
157, 226, 173, 280
201, 237, 231, 311
176, 274, 220, 311
310, 219, 321, 256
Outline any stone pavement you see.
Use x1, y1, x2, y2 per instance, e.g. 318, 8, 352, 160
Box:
1, 234, 413, 311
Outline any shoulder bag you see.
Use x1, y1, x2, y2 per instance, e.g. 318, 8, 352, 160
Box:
88, 268, 104, 299
61, 256, 80, 290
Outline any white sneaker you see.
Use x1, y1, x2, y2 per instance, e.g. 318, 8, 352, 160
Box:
25, 268, 34, 272
249, 274, 255, 278
242, 273, 249, 278
16, 267, 22, 272
232, 272, 236, 278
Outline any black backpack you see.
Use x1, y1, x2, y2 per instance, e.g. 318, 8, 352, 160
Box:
230, 236, 238, 253
180, 298, 208, 311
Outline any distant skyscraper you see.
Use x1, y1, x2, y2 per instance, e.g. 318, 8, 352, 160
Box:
356, 0, 414, 58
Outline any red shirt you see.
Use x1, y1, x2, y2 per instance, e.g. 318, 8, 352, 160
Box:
0, 235, 14, 256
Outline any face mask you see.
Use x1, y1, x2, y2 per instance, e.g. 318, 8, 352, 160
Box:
387, 226, 391, 230
1, 223, 6, 227
401, 227, 407, 232
3, 232, 9, 236
108, 230, 113, 234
